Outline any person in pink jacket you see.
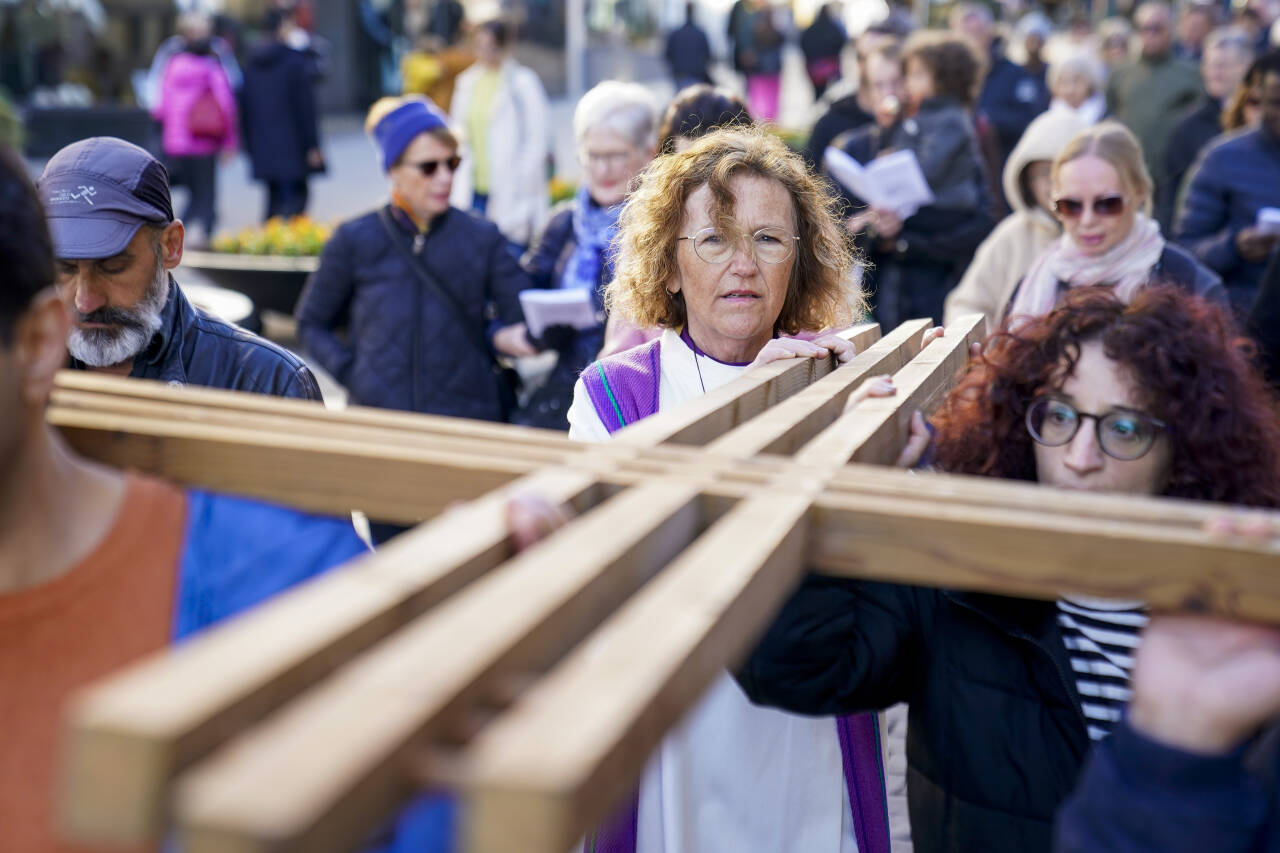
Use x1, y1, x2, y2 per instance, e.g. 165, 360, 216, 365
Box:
152, 18, 238, 246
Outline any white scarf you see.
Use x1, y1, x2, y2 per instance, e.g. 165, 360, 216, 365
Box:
1010, 214, 1164, 320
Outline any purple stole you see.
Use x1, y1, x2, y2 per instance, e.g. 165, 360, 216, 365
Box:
578, 339, 893, 853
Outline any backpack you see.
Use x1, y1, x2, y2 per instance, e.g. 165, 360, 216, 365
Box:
188, 88, 227, 141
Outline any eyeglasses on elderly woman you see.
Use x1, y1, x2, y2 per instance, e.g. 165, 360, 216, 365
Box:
678, 225, 800, 265
1025, 394, 1169, 460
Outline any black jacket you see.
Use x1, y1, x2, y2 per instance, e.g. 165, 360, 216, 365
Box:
664, 21, 713, 84
1156, 97, 1223, 232
241, 40, 319, 183
978, 45, 1050, 168
70, 277, 320, 399
738, 577, 1091, 853
804, 95, 873, 172
296, 205, 528, 421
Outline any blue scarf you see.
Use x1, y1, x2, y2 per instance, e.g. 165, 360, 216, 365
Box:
561, 185, 623, 303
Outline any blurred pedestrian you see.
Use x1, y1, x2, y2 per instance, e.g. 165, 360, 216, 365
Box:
144, 10, 242, 110
1176, 1, 1221, 60
945, 109, 1090, 326
241, 8, 324, 222
1098, 17, 1135, 71
800, 2, 847, 100
841, 30, 996, 327
953, 2, 1050, 171
150, 12, 238, 246
1176, 49, 1280, 318
744, 0, 786, 122
1156, 26, 1253, 231
664, 3, 713, 92
1047, 52, 1107, 124
515, 82, 658, 429
401, 33, 473, 112
1106, 1, 1202, 197
805, 41, 902, 169
1015, 10, 1052, 82
450, 19, 550, 250
297, 96, 532, 426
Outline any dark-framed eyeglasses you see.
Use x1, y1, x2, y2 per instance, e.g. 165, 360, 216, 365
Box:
409, 155, 462, 177
1053, 194, 1126, 219
1025, 395, 1169, 461
677, 226, 799, 265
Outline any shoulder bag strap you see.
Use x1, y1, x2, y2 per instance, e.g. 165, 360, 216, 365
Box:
376, 206, 504, 373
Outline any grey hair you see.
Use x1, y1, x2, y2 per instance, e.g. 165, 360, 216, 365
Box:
1204, 25, 1255, 58
1048, 52, 1107, 93
573, 81, 660, 151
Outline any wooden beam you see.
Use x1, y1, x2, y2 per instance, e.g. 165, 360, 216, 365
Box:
172, 483, 705, 853
610, 323, 881, 448
809, 489, 1280, 621
794, 314, 986, 467
462, 491, 813, 853
57, 469, 601, 846
704, 319, 930, 459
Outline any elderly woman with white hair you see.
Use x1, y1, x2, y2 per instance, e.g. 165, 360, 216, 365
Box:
1047, 52, 1108, 124
514, 80, 660, 428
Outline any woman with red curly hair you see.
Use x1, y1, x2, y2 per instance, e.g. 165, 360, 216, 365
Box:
737, 285, 1280, 853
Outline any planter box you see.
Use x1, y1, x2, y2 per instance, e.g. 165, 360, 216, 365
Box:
179, 250, 319, 317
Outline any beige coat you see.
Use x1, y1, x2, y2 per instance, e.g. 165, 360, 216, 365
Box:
943, 110, 1090, 326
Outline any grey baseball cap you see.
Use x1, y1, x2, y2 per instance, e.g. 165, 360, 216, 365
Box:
38, 137, 175, 260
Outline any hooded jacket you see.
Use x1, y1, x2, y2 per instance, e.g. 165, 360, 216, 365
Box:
241, 40, 319, 184
944, 110, 1090, 326
152, 49, 239, 158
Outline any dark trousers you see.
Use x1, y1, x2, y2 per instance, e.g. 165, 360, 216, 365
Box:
264, 180, 309, 221
171, 155, 218, 236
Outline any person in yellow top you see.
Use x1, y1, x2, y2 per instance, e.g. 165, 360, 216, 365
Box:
400, 34, 473, 121
449, 19, 550, 251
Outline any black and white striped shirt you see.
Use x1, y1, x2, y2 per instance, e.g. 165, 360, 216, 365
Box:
1056, 596, 1149, 741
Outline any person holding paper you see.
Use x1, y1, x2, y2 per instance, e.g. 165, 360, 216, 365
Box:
514, 82, 660, 429
838, 30, 995, 328
1175, 48, 1280, 318
296, 95, 533, 426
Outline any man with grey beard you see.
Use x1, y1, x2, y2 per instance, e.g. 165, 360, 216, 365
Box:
39, 137, 320, 398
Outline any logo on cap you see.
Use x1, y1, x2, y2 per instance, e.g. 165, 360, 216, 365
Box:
48, 185, 99, 206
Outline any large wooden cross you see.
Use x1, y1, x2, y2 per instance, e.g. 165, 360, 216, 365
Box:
48, 315, 1280, 853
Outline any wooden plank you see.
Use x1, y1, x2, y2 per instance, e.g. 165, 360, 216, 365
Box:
610, 323, 880, 448
52, 371, 573, 449
172, 482, 705, 853
809, 489, 1280, 621
462, 491, 813, 853
704, 319, 930, 459
793, 314, 986, 468
49, 409, 538, 523
57, 469, 602, 846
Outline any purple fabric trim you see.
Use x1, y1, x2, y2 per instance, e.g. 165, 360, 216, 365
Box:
678, 325, 754, 367
586, 798, 639, 853
581, 338, 663, 434
837, 713, 892, 853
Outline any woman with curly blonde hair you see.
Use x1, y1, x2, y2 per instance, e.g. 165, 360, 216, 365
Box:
568, 127, 864, 438
565, 127, 887, 853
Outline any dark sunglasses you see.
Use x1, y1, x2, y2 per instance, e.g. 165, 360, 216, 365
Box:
409, 155, 462, 176
1053, 194, 1126, 219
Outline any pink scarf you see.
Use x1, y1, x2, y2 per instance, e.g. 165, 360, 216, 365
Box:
1009, 215, 1164, 320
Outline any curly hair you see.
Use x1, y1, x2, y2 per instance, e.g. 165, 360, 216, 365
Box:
931, 286, 1280, 508
606, 127, 862, 334
901, 30, 986, 108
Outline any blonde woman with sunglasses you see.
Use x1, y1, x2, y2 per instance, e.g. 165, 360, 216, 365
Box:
1008, 121, 1225, 320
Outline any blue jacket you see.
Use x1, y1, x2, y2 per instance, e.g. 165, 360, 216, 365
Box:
71, 278, 321, 400
1175, 127, 1280, 316
979, 46, 1050, 167
240, 40, 320, 184
296, 206, 529, 420
1055, 718, 1279, 853
174, 490, 367, 637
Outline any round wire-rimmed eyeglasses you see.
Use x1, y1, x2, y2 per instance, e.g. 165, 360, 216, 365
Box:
677, 226, 799, 265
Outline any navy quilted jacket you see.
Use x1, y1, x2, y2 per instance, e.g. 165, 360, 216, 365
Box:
1175, 127, 1280, 316
296, 205, 529, 420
